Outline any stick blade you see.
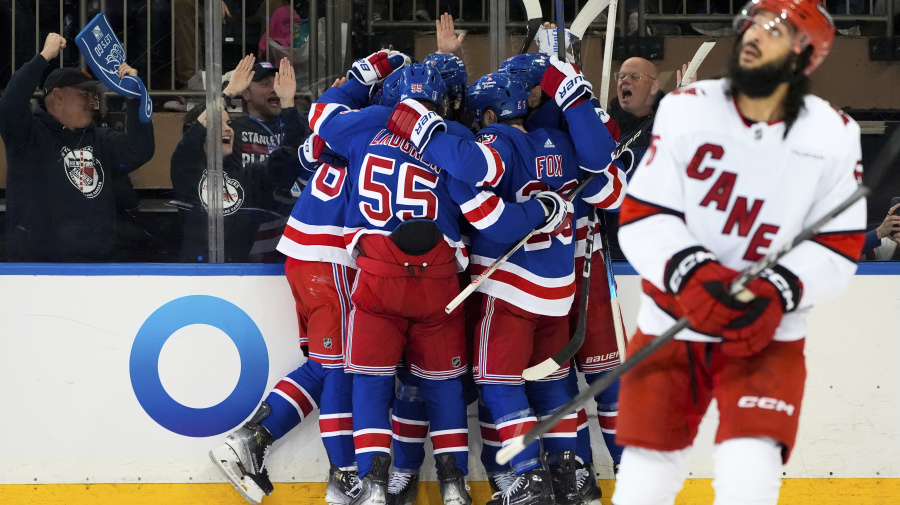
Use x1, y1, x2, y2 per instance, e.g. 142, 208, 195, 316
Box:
496, 438, 527, 465
522, 357, 562, 381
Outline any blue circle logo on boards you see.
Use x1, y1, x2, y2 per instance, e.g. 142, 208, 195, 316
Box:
130, 295, 269, 437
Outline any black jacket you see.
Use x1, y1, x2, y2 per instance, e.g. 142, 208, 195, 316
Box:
171, 121, 302, 263
0, 54, 155, 262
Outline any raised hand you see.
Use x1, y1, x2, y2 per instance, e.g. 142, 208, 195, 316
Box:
274, 57, 296, 107
40, 33, 67, 61
436, 13, 465, 55
223, 54, 256, 97
117, 62, 138, 79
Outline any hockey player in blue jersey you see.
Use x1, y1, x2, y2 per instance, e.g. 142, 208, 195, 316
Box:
387, 58, 623, 505
505, 51, 630, 499
384, 51, 475, 505
311, 63, 572, 505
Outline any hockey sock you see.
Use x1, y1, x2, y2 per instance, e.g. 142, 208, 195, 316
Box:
526, 377, 578, 465
319, 367, 356, 470
585, 370, 624, 464
260, 361, 324, 440
477, 398, 508, 475
352, 373, 394, 478
565, 369, 594, 464
420, 376, 469, 475
391, 369, 429, 473
612, 446, 691, 505
480, 383, 541, 475
713, 437, 782, 505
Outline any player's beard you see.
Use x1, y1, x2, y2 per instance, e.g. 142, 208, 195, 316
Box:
727, 41, 796, 98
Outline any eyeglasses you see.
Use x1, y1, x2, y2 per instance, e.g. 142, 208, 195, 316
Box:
614, 71, 657, 82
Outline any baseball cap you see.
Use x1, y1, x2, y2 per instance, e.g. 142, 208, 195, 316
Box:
43, 67, 102, 95
251, 62, 278, 82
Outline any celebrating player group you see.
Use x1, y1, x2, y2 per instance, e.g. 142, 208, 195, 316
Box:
208, 1, 867, 505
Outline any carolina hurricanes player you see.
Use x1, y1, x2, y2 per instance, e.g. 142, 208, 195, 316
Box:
311, 63, 570, 505
390, 60, 621, 505
613, 2, 865, 504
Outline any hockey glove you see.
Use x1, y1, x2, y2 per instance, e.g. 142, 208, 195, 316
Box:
536, 25, 574, 63
720, 265, 803, 358
535, 190, 573, 235
665, 246, 747, 336
348, 50, 410, 93
387, 98, 446, 152
540, 56, 593, 111
299, 134, 348, 171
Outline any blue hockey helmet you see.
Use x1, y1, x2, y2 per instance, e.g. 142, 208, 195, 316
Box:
465, 73, 529, 124
398, 63, 447, 108
423, 53, 468, 104
498, 52, 550, 91
379, 69, 404, 107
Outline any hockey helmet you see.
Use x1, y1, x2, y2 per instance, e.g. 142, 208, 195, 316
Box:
733, 0, 835, 75
398, 63, 447, 108
423, 53, 468, 104
498, 52, 551, 91
379, 69, 404, 107
465, 73, 529, 124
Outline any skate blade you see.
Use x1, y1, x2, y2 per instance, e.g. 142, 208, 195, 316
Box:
209, 446, 266, 505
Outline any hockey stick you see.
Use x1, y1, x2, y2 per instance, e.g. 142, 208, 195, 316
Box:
598, 0, 618, 107
520, 40, 723, 379
519, 0, 543, 55
680, 41, 716, 87
445, 113, 656, 315
497, 120, 900, 466
570, 0, 611, 65
555, 0, 566, 62
521, 206, 599, 381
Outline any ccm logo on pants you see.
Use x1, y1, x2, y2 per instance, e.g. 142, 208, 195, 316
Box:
737, 396, 795, 417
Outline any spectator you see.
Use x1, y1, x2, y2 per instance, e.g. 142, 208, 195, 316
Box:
603, 57, 663, 259
170, 105, 302, 263
220, 55, 308, 261
0, 33, 155, 262
862, 202, 900, 260
257, 0, 301, 61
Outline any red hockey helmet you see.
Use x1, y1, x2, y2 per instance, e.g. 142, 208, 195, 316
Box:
733, 0, 835, 75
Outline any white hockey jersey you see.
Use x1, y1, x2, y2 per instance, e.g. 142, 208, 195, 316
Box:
619, 78, 866, 343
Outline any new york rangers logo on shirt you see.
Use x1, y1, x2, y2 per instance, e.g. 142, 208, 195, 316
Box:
199, 170, 245, 215
61, 146, 104, 198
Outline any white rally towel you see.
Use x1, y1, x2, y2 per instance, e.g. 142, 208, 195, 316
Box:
75, 13, 153, 123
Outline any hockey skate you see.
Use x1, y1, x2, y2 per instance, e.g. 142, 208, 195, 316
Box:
575, 461, 602, 505
488, 469, 517, 495
386, 470, 418, 505
349, 453, 391, 505
209, 403, 275, 504
435, 453, 473, 505
486, 468, 555, 505
549, 450, 581, 505
326, 464, 361, 505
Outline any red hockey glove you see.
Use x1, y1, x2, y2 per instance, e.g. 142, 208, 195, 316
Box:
540, 56, 593, 111
535, 190, 573, 234
388, 98, 446, 152
665, 246, 747, 336
720, 265, 803, 358
348, 50, 410, 89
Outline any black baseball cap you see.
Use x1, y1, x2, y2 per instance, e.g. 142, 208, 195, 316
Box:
251, 62, 278, 82
43, 67, 102, 95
